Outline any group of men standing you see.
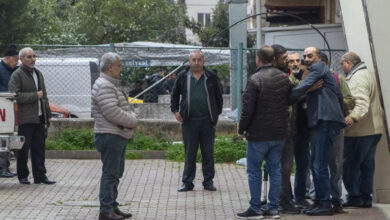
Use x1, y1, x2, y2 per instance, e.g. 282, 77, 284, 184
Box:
236, 45, 384, 219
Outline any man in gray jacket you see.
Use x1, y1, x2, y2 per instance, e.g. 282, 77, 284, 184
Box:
92, 52, 137, 220
9, 47, 55, 185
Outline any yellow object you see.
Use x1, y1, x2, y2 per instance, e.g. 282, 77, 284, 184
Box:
128, 97, 144, 104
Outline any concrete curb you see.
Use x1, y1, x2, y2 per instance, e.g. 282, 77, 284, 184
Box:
45, 150, 166, 159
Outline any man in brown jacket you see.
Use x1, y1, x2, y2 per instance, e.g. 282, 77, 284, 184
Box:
8, 47, 55, 185
237, 46, 293, 219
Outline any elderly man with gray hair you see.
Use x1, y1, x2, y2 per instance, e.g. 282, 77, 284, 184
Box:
9, 47, 54, 185
92, 52, 137, 220
340, 52, 384, 209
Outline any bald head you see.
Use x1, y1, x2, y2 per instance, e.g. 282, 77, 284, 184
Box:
303, 46, 321, 66
256, 46, 275, 67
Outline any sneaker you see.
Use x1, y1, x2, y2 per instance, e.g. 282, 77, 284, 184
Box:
263, 209, 281, 219
332, 200, 344, 213
236, 208, 264, 219
295, 199, 311, 209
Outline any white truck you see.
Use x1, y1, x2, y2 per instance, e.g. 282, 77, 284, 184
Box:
0, 93, 25, 152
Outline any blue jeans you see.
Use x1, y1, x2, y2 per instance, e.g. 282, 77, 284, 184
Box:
293, 128, 310, 201
95, 133, 128, 213
310, 121, 342, 207
343, 134, 381, 204
246, 139, 285, 212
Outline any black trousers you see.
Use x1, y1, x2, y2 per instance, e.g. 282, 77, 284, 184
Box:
17, 117, 47, 180
280, 131, 294, 204
181, 118, 215, 187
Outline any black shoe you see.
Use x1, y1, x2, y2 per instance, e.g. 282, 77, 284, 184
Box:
342, 199, 364, 208
303, 200, 319, 214
295, 199, 311, 209
34, 177, 56, 185
279, 202, 300, 214
99, 211, 124, 220
360, 201, 372, 208
0, 169, 14, 178
236, 208, 263, 219
262, 209, 281, 219
6, 169, 17, 176
305, 205, 333, 216
114, 209, 132, 218
178, 184, 193, 192
204, 184, 217, 191
19, 178, 30, 184
332, 200, 344, 213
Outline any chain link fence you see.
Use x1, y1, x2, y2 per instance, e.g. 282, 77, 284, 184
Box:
11, 44, 345, 119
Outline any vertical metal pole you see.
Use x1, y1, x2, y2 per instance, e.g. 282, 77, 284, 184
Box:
109, 43, 115, 52
256, 0, 262, 48
237, 43, 243, 121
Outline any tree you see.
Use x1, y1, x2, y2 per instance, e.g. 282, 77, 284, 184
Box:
73, 0, 187, 44
0, 0, 33, 50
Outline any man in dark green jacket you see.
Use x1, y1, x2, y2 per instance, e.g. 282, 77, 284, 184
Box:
8, 47, 55, 185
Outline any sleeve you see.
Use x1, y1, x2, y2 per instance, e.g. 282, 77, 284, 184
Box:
289, 63, 325, 103
170, 74, 182, 113
338, 75, 355, 115
215, 75, 224, 115
348, 73, 371, 122
238, 79, 258, 134
96, 85, 137, 129
8, 73, 38, 104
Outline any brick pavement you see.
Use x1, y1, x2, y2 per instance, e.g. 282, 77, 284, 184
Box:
0, 159, 388, 220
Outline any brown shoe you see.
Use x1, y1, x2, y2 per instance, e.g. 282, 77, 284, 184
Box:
114, 209, 132, 218
98, 211, 124, 220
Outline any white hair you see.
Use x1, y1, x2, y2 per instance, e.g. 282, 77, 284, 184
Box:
19, 47, 34, 58
100, 52, 120, 72
188, 50, 204, 60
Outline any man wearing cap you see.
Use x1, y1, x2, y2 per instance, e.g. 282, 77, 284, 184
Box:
0, 45, 19, 178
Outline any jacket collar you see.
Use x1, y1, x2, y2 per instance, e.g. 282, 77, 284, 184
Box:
255, 63, 273, 72
20, 65, 35, 74
346, 62, 367, 80
100, 72, 121, 86
0, 60, 13, 72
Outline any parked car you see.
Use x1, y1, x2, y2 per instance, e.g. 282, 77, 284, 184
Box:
50, 103, 78, 118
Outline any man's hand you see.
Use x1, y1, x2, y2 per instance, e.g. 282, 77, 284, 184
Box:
301, 65, 309, 79
237, 123, 245, 138
37, 91, 43, 99
174, 112, 183, 123
308, 79, 324, 92
345, 116, 354, 127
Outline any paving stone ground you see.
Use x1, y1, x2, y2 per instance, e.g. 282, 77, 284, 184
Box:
0, 159, 388, 220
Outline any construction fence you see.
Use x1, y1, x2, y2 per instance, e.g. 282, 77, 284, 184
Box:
12, 44, 345, 118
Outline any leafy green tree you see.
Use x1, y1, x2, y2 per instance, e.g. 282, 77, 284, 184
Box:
0, 0, 33, 50
73, 0, 187, 44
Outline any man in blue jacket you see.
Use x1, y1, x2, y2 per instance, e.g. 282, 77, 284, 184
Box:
0, 45, 19, 178
289, 47, 345, 216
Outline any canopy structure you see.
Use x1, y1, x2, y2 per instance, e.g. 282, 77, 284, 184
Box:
35, 41, 231, 67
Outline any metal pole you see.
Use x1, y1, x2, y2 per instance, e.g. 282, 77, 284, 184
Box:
256, 0, 262, 48
237, 43, 243, 121
109, 43, 115, 52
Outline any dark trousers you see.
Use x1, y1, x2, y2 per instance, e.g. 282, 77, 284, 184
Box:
95, 133, 127, 213
343, 134, 381, 204
280, 134, 294, 204
17, 118, 47, 180
182, 118, 215, 186
293, 129, 310, 201
0, 152, 10, 170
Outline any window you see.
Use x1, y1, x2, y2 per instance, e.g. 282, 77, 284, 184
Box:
197, 13, 211, 27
